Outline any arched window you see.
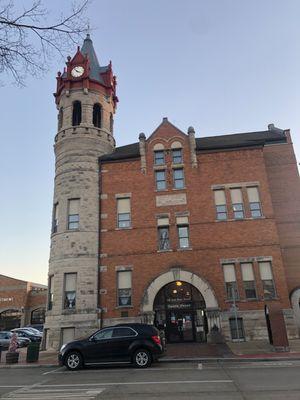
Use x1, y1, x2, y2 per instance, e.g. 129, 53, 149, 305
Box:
110, 113, 114, 134
93, 103, 102, 128
72, 101, 82, 126
58, 107, 63, 130
31, 307, 46, 325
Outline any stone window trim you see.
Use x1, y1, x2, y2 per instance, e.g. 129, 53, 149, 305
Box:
115, 266, 133, 271
211, 181, 260, 190
175, 211, 190, 217
153, 165, 167, 171
220, 256, 273, 264
173, 167, 185, 190
115, 193, 132, 199
63, 272, 77, 310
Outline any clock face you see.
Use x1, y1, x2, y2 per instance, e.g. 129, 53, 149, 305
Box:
71, 66, 84, 78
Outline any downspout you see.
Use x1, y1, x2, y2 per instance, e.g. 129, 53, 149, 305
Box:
97, 159, 103, 329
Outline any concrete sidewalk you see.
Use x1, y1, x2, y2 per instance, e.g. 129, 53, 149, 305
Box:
1, 339, 300, 368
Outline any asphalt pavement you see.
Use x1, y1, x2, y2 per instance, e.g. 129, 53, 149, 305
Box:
1, 360, 300, 399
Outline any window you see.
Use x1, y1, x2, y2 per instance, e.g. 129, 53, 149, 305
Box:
72, 101, 81, 126
172, 149, 182, 164
64, 273, 77, 309
117, 198, 131, 228
154, 150, 165, 165
61, 327, 75, 345
94, 328, 113, 340
247, 187, 262, 218
173, 168, 184, 189
259, 261, 276, 299
155, 170, 166, 190
241, 263, 257, 299
229, 317, 245, 340
230, 188, 244, 219
223, 264, 238, 300
68, 199, 79, 230
110, 113, 114, 133
158, 226, 170, 250
48, 275, 54, 310
31, 308, 45, 325
58, 108, 63, 130
52, 203, 58, 233
214, 190, 227, 220
117, 270, 132, 307
93, 103, 102, 128
176, 217, 190, 248
112, 327, 137, 337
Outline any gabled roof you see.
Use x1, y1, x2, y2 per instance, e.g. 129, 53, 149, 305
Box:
99, 128, 287, 163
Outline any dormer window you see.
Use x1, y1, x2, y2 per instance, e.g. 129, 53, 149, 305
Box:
154, 151, 165, 165
93, 103, 102, 128
153, 143, 165, 165
171, 141, 183, 164
72, 101, 82, 126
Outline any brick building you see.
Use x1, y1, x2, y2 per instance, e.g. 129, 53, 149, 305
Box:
0, 274, 47, 330
45, 35, 300, 350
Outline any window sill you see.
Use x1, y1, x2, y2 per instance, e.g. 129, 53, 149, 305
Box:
177, 247, 192, 251
215, 216, 265, 222
155, 189, 169, 193
172, 188, 186, 191
171, 163, 184, 168
153, 165, 167, 170
115, 305, 134, 309
115, 227, 132, 231
157, 249, 173, 253
62, 309, 77, 315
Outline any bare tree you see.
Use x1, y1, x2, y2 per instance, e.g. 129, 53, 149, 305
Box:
0, 0, 89, 86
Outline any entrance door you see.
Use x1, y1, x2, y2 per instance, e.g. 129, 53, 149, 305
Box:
167, 310, 195, 342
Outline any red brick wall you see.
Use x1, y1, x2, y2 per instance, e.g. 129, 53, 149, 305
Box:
99, 124, 292, 321
264, 131, 300, 294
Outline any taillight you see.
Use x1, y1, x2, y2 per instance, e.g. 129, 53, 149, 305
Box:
151, 335, 161, 345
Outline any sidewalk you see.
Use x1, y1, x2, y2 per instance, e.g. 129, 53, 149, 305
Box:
1, 340, 300, 368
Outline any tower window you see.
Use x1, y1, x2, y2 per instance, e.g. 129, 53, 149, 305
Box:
64, 273, 77, 309
72, 101, 82, 126
110, 113, 114, 133
58, 108, 63, 130
68, 199, 80, 230
52, 202, 58, 233
93, 103, 102, 128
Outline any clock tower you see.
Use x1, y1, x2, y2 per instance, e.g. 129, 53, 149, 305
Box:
45, 34, 118, 349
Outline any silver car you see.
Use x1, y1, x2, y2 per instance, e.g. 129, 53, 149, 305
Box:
0, 331, 30, 349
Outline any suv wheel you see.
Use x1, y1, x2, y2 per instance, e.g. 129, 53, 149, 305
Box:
65, 351, 83, 371
133, 349, 152, 368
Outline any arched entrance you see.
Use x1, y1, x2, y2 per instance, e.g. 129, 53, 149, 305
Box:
0, 309, 22, 330
141, 268, 220, 342
154, 281, 208, 343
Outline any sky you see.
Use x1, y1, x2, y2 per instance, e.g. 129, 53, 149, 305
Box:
1, 0, 300, 285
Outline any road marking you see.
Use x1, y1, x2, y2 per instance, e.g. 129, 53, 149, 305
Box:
48, 366, 200, 373
43, 367, 65, 375
0, 387, 105, 399
38, 380, 232, 387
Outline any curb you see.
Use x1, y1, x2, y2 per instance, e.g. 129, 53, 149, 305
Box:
1, 356, 300, 368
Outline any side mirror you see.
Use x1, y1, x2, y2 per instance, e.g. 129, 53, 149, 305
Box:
89, 336, 95, 342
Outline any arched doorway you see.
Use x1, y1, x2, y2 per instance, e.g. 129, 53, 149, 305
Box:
154, 281, 208, 343
0, 309, 22, 330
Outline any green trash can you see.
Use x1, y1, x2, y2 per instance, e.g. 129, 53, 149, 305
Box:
26, 342, 40, 363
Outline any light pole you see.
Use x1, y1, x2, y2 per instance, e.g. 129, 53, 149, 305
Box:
231, 285, 240, 341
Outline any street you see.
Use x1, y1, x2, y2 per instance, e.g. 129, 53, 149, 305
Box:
1, 360, 300, 399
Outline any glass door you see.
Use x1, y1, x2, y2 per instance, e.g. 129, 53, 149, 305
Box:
167, 310, 195, 342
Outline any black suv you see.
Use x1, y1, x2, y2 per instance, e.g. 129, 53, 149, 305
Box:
59, 323, 164, 370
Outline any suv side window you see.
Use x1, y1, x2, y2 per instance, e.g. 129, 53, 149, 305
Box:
93, 328, 113, 340
112, 327, 137, 338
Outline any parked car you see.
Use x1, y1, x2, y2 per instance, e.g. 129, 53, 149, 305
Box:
11, 328, 42, 342
26, 324, 44, 333
59, 323, 164, 370
0, 331, 30, 349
